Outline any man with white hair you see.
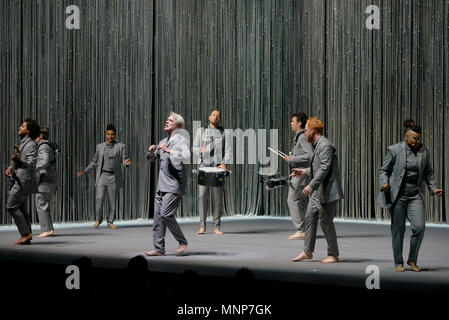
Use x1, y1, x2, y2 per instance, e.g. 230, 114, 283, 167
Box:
144, 112, 191, 256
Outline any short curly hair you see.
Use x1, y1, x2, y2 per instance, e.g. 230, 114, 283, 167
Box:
306, 117, 324, 135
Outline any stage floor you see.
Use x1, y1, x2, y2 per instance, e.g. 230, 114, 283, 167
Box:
1, 216, 448, 294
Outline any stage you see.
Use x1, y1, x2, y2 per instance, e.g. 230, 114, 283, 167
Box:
0, 216, 448, 316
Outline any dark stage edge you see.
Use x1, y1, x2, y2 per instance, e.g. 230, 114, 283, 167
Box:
1, 217, 448, 316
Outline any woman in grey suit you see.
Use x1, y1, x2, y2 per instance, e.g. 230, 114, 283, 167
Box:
378, 120, 443, 272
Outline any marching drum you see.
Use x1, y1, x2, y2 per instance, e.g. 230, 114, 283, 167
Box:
193, 167, 230, 187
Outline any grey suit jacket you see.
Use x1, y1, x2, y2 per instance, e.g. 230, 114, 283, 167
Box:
289, 130, 313, 171
35, 140, 57, 193
193, 126, 232, 167
305, 136, 344, 203
377, 142, 437, 209
84, 142, 129, 188
10, 136, 38, 184
148, 130, 191, 195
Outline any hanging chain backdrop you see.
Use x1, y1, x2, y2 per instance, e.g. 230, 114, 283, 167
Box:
1, 0, 447, 225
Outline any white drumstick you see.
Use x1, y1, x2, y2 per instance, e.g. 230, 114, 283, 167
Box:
268, 147, 287, 158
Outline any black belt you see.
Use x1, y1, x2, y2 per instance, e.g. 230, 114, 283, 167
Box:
101, 170, 115, 174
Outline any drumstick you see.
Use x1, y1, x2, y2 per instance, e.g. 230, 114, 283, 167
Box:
267, 147, 287, 158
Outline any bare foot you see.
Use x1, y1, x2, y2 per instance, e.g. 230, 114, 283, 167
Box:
395, 266, 405, 272
144, 249, 165, 256
47, 230, 54, 236
292, 251, 313, 262
321, 256, 339, 263
176, 244, 187, 254
36, 231, 50, 238
407, 261, 421, 272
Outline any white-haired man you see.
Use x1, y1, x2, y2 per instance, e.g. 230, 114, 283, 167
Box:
145, 112, 191, 256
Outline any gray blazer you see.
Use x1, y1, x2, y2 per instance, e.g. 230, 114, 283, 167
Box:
193, 126, 232, 167
10, 136, 38, 184
84, 142, 129, 188
377, 142, 437, 209
289, 129, 313, 170
148, 130, 191, 195
35, 140, 57, 193
305, 136, 344, 203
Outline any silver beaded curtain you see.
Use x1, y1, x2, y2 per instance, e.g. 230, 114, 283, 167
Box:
1, 0, 447, 225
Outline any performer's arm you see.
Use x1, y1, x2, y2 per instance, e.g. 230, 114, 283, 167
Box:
147, 145, 159, 162
36, 144, 52, 177
289, 139, 313, 166
379, 146, 395, 190
308, 144, 333, 191
121, 144, 131, 166
223, 129, 233, 165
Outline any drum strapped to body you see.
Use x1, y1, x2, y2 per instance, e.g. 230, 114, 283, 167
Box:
192, 167, 230, 187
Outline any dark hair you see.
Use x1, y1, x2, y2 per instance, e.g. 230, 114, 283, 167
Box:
40, 126, 49, 140
24, 118, 41, 140
404, 119, 422, 134
106, 124, 116, 132
292, 112, 308, 129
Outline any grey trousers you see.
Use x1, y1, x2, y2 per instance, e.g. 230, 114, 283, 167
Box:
36, 192, 54, 232
303, 189, 339, 257
287, 176, 309, 232
6, 180, 32, 236
390, 193, 425, 267
95, 180, 118, 224
198, 185, 224, 229
153, 191, 188, 254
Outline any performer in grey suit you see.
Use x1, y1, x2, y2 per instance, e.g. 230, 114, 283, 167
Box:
377, 120, 443, 272
283, 112, 313, 240
193, 109, 232, 235
77, 124, 132, 229
144, 112, 190, 256
290, 117, 343, 263
34, 126, 58, 238
4, 118, 40, 245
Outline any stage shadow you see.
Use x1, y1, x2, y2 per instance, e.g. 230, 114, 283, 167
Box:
51, 233, 108, 237
338, 258, 391, 263
225, 229, 293, 234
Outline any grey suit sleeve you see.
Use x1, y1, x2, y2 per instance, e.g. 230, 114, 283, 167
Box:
20, 143, 38, 170
424, 156, 437, 194
36, 144, 52, 176
308, 144, 333, 191
222, 129, 233, 164
121, 144, 129, 166
289, 139, 313, 166
84, 147, 99, 172
147, 149, 159, 162
379, 146, 396, 188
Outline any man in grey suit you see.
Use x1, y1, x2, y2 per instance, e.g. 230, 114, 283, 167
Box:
144, 112, 190, 256
290, 117, 343, 263
193, 109, 232, 235
4, 118, 40, 245
77, 124, 132, 229
282, 112, 313, 240
34, 126, 59, 238
378, 120, 443, 272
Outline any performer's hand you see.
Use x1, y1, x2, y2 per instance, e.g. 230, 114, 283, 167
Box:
125, 158, 132, 166
148, 145, 157, 155
301, 185, 313, 197
200, 146, 206, 154
290, 168, 305, 177
283, 156, 290, 162
434, 189, 443, 196
218, 164, 226, 171
381, 183, 390, 192
160, 143, 171, 153
77, 171, 86, 178
4, 169, 12, 178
